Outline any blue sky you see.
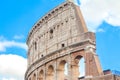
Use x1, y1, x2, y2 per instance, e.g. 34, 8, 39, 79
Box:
0, 0, 120, 80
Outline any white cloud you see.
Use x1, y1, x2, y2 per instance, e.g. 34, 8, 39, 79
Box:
0, 40, 28, 52
97, 28, 105, 32
78, 0, 120, 32
0, 54, 27, 80
0, 36, 28, 52
1, 77, 16, 80
13, 35, 24, 40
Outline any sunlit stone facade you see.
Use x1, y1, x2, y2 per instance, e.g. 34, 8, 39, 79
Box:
25, 1, 120, 80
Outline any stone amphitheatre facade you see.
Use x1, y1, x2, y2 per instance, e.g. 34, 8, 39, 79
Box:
25, 1, 120, 80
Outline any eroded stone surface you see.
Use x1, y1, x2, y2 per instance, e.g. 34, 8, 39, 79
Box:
25, 1, 120, 80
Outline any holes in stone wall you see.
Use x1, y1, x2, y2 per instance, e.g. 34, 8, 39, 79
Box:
62, 43, 65, 47
41, 54, 43, 57
61, 23, 63, 25
37, 23, 40, 26
50, 29, 53, 39
57, 25, 59, 30
66, 20, 68, 23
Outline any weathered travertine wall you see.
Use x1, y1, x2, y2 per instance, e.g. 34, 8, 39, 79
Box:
25, 1, 104, 80
27, 1, 88, 67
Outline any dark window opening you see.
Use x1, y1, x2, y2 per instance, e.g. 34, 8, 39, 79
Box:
57, 25, 59, 29
50, 29, 53, 39
41, 55, 43, 57
66, 20, 68, 23
50, 29, 53, 33
62, 44, 65, 47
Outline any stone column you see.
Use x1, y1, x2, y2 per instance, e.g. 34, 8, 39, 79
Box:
68, 53, 79, 80
67, 52, 72, 80
37, 70, 39, 80
68, 61, 72, 80
44, 64, 46, 80
84, 45, 103, 77
54, 60, 57, 80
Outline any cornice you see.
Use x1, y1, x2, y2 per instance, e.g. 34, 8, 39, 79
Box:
26, 1, 74, 45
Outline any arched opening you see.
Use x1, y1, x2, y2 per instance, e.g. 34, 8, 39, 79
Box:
32, 73, 36, 80
64, 63, 68, 75
39, 70, 44, 80
73, 56, 85, 79
46, 65, 54, 80
58, 60, 68, 80
79, 58, 85, 77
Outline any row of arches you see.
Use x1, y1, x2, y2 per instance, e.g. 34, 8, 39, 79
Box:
29, 56, 85, 80
28, 13, 75, 65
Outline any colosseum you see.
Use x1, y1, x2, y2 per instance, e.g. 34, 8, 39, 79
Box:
25, 0, 120, 80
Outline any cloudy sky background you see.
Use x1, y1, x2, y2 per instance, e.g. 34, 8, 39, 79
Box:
0, 0, 120, 80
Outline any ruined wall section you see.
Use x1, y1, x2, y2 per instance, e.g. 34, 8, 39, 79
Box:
27, 2, 88, 67
25, 1, 104, 80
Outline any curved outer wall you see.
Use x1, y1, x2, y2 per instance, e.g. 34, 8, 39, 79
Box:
25, 1, 103, 80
